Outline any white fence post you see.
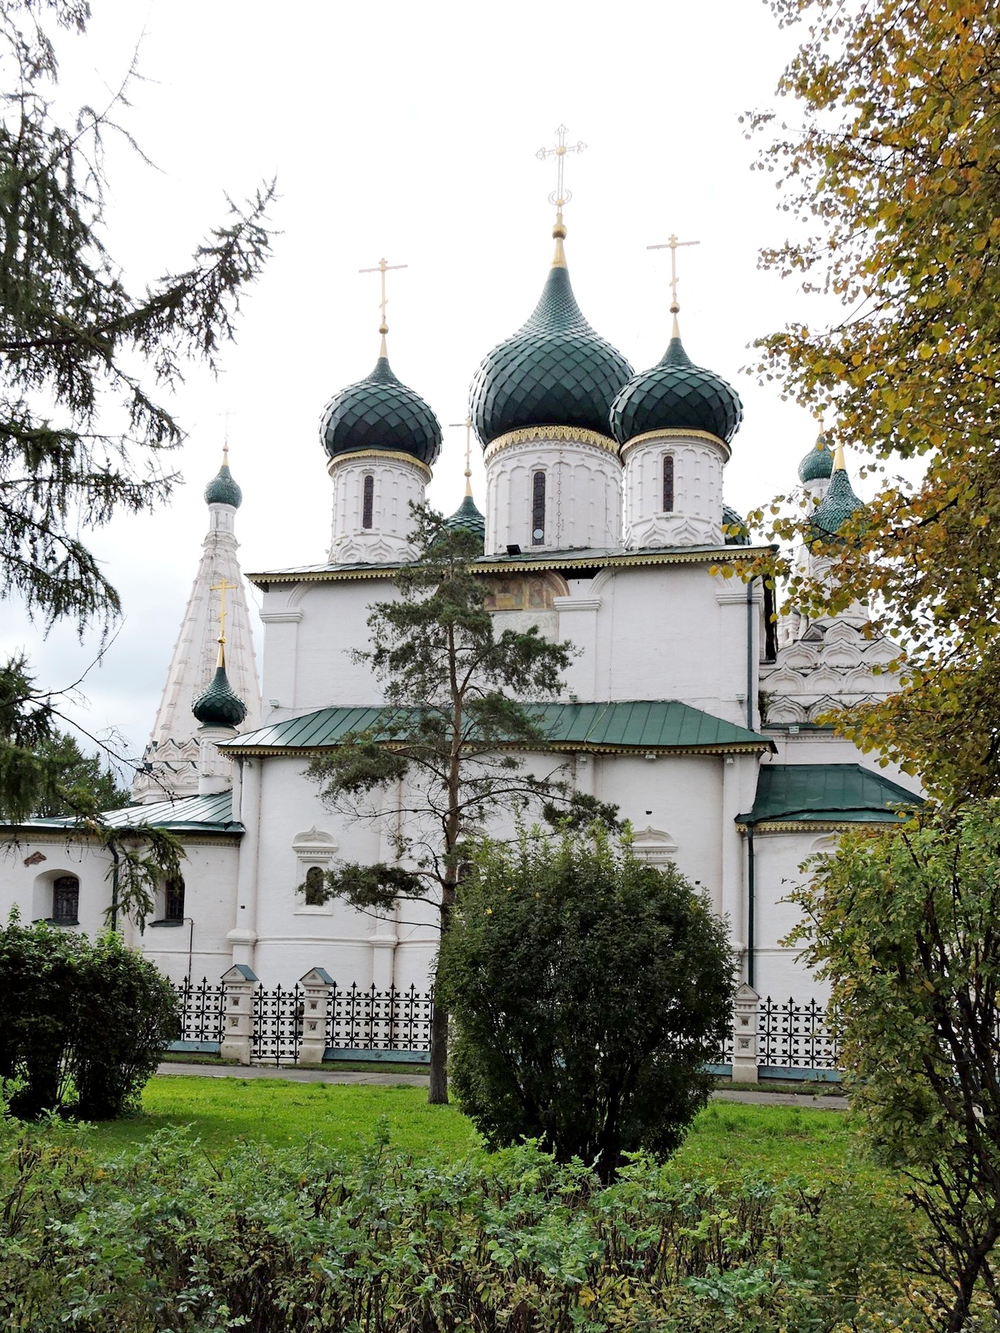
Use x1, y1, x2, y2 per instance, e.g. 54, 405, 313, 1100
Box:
731, 983, 760, 1083
298, 967, 334, 1064
219, 964, 259, 1065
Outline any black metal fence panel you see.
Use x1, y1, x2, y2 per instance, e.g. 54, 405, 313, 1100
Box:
169, 980, 837, 1070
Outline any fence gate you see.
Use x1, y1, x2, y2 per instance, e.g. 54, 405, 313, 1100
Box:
251, 983, 304, 1065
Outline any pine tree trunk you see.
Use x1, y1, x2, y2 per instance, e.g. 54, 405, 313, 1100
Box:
428, 1000, 449, 1104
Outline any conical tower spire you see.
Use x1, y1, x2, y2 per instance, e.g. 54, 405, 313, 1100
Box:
132, 449, 261, 803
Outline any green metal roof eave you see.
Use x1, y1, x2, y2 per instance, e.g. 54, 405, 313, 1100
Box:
221, 700, 775, 756
737, 763, 922, 827
20, 790, 244, 836
246, 544, 777, 586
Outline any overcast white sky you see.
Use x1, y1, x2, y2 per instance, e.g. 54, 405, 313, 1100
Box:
1, 0, 844, 774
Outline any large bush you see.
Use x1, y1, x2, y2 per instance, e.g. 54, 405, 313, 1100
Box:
0, 917, 178, 1119
437, 827, 736, 1183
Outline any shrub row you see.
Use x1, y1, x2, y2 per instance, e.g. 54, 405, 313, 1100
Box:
0, 1118, 931, 1332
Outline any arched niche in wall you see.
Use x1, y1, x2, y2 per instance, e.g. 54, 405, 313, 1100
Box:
32, 868, 80, 925
292, 827, 339, 916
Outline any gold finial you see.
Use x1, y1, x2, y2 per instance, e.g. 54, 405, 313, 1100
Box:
360, 257, 407, 346
450, 418, 475, 498
210, 576, 240, 667
222, 441, 230, 468
832, 442, 846, 472
648, 234, 701, 328
537, 124, 585, 266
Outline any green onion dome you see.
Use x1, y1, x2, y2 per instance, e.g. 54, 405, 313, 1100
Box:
610, 332, 743, 446
469, 254, 632, 446
722, 504, 751, 545
320, 350, 442, 467
192, 662, 247, 729
444, 493, 486, 548
811, 464, 864, 539
798, 438, 834, 484
204, 457, 242, 508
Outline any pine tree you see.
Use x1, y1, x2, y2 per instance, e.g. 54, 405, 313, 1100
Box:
307, 509, 574, 1104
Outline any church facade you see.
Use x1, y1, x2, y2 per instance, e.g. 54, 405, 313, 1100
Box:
0, 212, 921, 1003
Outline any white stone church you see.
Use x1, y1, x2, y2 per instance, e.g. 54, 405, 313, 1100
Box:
0, 211, 920, 1004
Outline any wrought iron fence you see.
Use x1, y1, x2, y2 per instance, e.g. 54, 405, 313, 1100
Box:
170, 979, 837, 1071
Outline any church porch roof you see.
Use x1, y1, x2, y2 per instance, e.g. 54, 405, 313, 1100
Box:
221, 700, 774, 757
24, 790, 243, 835
737, 763, 921, 830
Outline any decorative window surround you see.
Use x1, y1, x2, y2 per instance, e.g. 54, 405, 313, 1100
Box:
292, 827, 338, 915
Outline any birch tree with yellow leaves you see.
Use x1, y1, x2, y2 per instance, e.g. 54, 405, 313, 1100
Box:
748, 0, 1000, 799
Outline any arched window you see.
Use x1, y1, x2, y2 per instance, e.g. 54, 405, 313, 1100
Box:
164, 878, 185, 922
52, 875, 79, 924
662, 455, 675, 513
362, 474, 375, 529
304, 865, 326, 906
531, 471, 546, 545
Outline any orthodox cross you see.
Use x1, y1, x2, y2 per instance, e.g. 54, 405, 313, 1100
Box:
536, 124, 586, 216
359, 256, 407, 335
647, 234, 700, 314
210, 576, 239, 647
449, 418, 474, 497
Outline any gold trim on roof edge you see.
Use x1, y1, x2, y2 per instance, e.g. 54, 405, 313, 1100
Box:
326, 449, 432, 479
735, 817, 906, 834
620, 427, 730, 459
226, 740, 773, 758
484, 425, 620, 463
246, 545, 775, 587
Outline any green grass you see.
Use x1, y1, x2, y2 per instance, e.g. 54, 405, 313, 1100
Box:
72, 1074, 864, 1180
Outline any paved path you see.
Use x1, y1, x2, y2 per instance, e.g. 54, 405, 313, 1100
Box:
157, 1061, 848, 1107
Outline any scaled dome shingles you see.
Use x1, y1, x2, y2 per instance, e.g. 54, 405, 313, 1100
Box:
320, 356, 442, 467
610, 336, 743, 446
470, 265, 633, 444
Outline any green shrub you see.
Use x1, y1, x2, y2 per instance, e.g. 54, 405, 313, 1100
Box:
0, 1119, 923, 1332
437, 827, 736, 1183
0, 916, 178, 1119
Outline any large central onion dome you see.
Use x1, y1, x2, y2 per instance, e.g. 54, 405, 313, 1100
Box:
469, 241, 632, 445
320, 349, 442, 467
610, 330, 743, 446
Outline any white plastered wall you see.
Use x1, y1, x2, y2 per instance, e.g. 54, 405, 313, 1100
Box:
328, 454, 427, 563
622, 433, 729, 548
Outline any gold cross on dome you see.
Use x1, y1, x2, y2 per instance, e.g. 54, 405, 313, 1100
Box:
359, 257, 407, 335
648, 234, 700, 314
450, 418, 474, 497
210, 576, 240, 646
536, 124, 586, 215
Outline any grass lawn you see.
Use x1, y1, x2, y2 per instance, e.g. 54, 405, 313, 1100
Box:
75, 1074, 862, 1180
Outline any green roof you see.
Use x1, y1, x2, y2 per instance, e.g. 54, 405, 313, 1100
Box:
204, 461, 243, 508
192, 663, 248, 728
610, 332, 743, 446
26, 790, 242, 834
222, 700, 773, 755
811, 467, 864, 538
738, 763, 921, 827
320, 353, 442, 466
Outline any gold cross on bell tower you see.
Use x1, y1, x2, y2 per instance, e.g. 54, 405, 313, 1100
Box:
449, 418, 475, 498
360, 257, 407, 350
648, 234, 700, 334
210, 576, 240, 665
537, 124, 586, 241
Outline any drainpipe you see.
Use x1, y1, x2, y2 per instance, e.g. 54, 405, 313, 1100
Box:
745, 576, 755, 730
746, 825, 756, 989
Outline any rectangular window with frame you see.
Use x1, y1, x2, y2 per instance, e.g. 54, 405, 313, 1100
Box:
164, 878, 185, 922
662, 455, 675, 513
531, 470, 546, 545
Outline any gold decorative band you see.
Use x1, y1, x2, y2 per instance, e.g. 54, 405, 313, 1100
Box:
620, 427, 730, 461
326, 449, 432, 479
484, 425, 620, 464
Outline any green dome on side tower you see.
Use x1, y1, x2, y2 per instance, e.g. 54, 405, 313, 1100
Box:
811, 449, 864, 539
444, 493, 486, 549
469, 235, 632, 445
798, 437, 834, 484
204, 448, 242, 508
320, 343, 442, 467
192, 655, 247, 729
610, 327, 743, 446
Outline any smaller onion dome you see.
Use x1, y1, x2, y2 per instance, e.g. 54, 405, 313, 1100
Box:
469, 237, 633, 445
443, 494, 486, 550
204, 448, 242, 508
722, 504, 751, 546
610, 328, 743, 446
811, 451, 864, 539
798, 437, 834, 484
192, 657, 247, 729
320, 343, 442, 467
